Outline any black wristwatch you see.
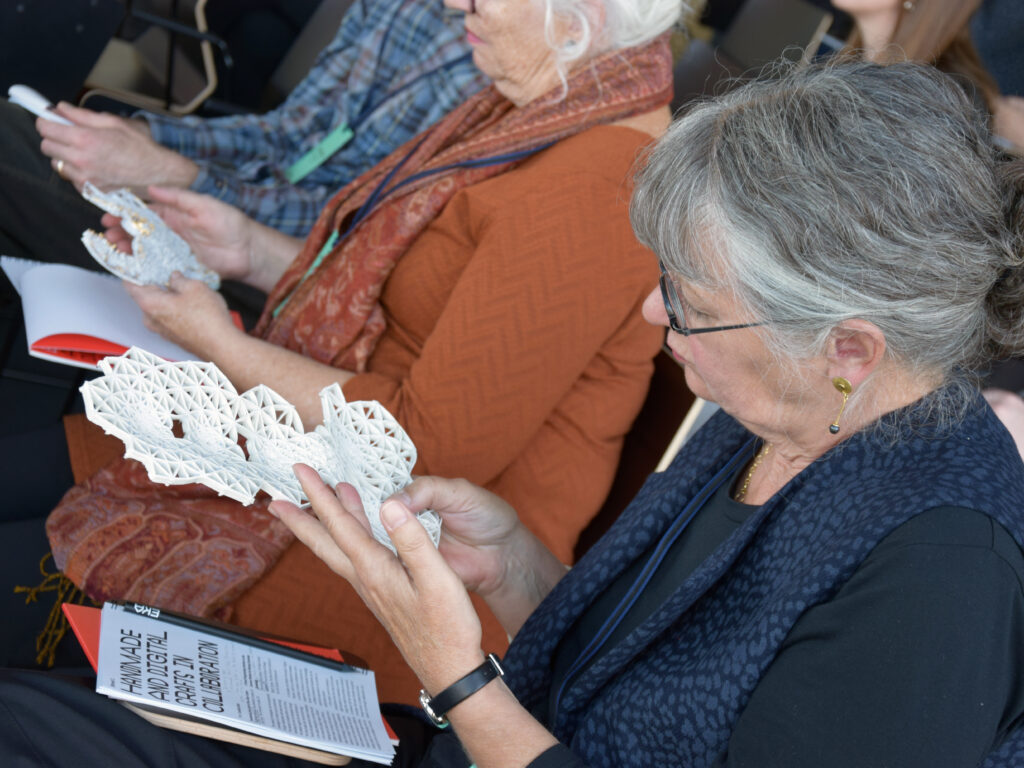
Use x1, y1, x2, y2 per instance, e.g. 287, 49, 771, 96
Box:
419, 653, 504, 726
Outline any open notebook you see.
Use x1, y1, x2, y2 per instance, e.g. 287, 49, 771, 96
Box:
1, 256, 239, 370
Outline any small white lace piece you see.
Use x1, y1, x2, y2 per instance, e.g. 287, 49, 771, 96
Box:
80, 347, 440, 552
79, 182, 220, 289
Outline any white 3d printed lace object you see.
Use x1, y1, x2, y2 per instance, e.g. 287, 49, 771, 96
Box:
79, 182, 220, 289
80, 347, 440, 552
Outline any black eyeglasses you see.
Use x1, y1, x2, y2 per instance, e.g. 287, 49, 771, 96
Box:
658, 263, 763, 336
445, 1, 475, 15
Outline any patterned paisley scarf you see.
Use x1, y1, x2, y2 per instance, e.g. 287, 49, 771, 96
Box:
46, 36, 674, 620
256, 33, 674, 369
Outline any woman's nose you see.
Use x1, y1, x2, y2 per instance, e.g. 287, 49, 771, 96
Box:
642, 284, 669, 328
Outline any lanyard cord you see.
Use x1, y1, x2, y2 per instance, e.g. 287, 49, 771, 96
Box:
272, 139, 555, 318
290, 13, 476, 184
549, 438, 757, 721
352, 2, 476, 129
341, 140, 556, 237
352, 51, 475, 129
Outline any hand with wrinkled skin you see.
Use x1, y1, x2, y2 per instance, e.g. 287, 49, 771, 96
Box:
401, 476, 522, 595
272, 469, 568, 654
270, 465, 486, 695
393, 476, 569, 637
270, 466, 563, 768
102, 186, 300, 292
104, 186, 255, 281
124, 272, 242, 354
37, 102, 198, 193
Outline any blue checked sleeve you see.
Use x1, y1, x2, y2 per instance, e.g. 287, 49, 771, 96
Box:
139, 0, 486, 236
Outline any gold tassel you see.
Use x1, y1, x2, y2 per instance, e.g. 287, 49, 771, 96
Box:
14, 553, 96, 667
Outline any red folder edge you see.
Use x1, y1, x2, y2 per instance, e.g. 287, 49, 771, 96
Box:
33, 333, 129, 366
34, 312, 246, 366
63, 602, 103, 671
61, 603, 398, 743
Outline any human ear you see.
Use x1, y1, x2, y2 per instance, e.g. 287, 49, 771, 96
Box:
555, 0, 605, 48
824, 319, 887, 389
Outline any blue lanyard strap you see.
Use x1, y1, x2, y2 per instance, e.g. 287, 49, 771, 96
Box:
272, 140, 554, 318
343, 141, 555, 237
550, 438, 757, 719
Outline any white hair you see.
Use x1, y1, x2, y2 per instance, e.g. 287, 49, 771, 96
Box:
540, 0, 688, 76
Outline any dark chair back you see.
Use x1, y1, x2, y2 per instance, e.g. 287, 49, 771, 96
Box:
0, 0, 124, 103
672, 0, 834, 113
574, 349, 693, 560
720, 0, 834, 70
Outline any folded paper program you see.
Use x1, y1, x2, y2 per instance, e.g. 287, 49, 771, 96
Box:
79, 182, 220, 289
79, 347, 441, 552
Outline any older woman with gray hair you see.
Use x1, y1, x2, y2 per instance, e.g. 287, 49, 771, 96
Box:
8, 56, 1024, 768
263, 60, 1024, 766
4, 53, 1024, 768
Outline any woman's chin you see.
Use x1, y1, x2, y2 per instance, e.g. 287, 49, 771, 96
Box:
682, 366, 713, 405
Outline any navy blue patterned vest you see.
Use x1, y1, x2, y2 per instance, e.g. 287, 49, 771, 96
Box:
501, 393, 1024, 767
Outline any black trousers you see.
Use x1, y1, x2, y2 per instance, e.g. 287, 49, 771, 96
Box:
0, 669, 441, 768
0, 422, 88, 672
0, 98, 267, 322
0, 99, 105, 268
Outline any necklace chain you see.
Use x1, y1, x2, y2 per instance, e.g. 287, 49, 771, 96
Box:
735, 442, 771, 504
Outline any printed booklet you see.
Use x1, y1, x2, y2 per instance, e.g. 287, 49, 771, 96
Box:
70, 602, 396, 765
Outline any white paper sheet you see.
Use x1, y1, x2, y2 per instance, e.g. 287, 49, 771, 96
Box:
96, 603, 395, 764
1, 256, 194, 369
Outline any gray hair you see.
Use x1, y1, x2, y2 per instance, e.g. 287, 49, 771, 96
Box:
540, 0, 687, 75
631, 59, 1024, 418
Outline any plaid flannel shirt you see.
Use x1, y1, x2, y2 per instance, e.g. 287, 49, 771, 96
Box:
142, 0, 486, 236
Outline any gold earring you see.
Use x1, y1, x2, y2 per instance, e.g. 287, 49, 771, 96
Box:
829, 377, 852, 435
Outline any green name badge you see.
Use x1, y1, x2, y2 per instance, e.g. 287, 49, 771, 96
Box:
286, 122, 355, 184
272, 229, 340, 319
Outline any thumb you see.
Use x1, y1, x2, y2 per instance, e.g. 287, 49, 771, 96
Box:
167, 271, 188, 292
148, 186, 203, 232
147, 185, 194, 210
123, 280, 163, 306
54, 102, 115, 127
167, 271, 204, 294
380, 500, 440, 574
148, 185, 216, 216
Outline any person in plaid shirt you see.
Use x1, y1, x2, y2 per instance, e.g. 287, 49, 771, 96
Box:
0, 0, 487, 269
133, 1, 489, 236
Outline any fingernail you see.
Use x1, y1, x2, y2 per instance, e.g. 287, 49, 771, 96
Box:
380, 500, 411, 531
266, 503, 281, 519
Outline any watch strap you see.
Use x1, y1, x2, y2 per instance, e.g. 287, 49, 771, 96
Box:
419, 653, 504, 726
